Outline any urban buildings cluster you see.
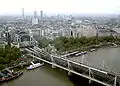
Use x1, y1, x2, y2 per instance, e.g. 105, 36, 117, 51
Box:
0, 9, 119, 45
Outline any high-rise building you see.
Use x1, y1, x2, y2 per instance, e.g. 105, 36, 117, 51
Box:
32, 11, 38, 25
40, 10, 43, 19
34, 11, 37, 18
22, 8, 24, 18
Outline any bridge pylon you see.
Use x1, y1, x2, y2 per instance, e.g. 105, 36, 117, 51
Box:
67, 58, 72, 75
50, 55, 56, 68
114, 76, 117, 86
89, 68, 92, 84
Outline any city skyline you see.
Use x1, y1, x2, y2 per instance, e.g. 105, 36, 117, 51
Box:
0, 0, 120, 15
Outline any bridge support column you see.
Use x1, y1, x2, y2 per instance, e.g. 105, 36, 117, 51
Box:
16, 35, 19, 43
89, 68, 92, 84
31, 51, 35, 61
50, 55, 56, 68
114, 76, 117, 86
32, 53, 34, 61
67, 60, 72, 75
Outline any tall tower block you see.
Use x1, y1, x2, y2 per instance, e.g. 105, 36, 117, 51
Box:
40, 10, 43, 19
22, 8, 24, 18
34, 11, 37, 18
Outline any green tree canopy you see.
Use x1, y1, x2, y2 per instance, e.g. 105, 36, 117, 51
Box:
50, 36, 119, 53
0, 45, 21, 70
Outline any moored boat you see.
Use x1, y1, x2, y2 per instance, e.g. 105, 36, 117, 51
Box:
0, 69, 23, 84
90, 48, 97, 52
27, 62, 44, 70
4, 71, 23, 81
75, 51, 87, 56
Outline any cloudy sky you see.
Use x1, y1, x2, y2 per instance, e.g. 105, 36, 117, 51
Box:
0, 0, 120, 15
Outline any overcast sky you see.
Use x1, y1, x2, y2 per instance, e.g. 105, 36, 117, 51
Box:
0, 0, 120, 15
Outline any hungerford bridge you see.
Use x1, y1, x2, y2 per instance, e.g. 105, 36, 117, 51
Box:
23, 45, 120, 86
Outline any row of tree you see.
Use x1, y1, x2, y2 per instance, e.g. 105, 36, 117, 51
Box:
52, 35, 120, 53
0, 45, 21, 70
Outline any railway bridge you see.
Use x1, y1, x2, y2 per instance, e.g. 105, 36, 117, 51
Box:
24, 46, 120, 86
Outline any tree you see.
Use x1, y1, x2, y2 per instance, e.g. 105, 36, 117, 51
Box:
54, 38, 65, 52
4, 58, 9, 64
0, 64, 4, 70
38, 38, 51, 48
0, 48, 5, 57
0, 57, 4, 64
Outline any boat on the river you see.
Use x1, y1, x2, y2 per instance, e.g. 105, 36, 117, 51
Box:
111, 43, 118, 48
27, 62, 44, 70
75, 51, 87, 56
0, 69, 23, 83
90, 48, 97, 52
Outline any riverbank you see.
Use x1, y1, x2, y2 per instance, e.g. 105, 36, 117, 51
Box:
1, 58, 41, 72
61, 42, 120, 56
46, 36, 120, 55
